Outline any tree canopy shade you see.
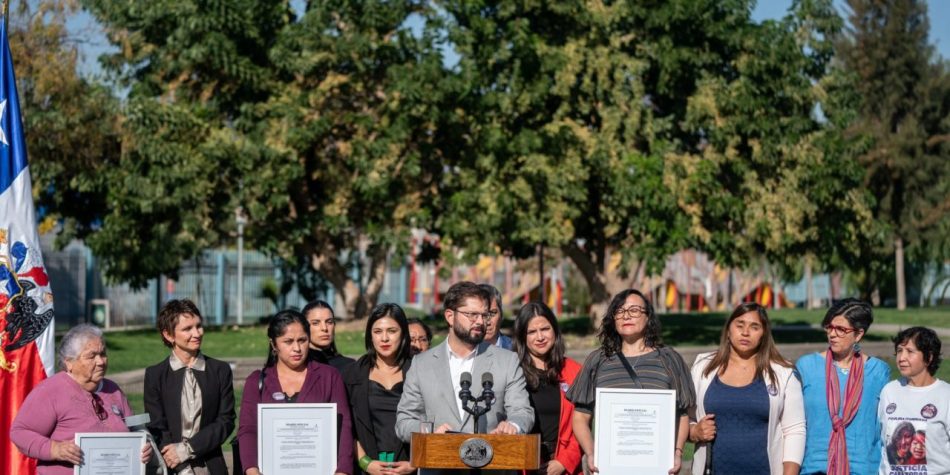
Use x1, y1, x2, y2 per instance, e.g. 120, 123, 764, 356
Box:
15, 0, 949, 318
835, 0, 950, 306
71, 0, 449, 318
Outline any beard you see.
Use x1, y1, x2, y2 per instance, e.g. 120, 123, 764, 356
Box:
453, 318, 485, 346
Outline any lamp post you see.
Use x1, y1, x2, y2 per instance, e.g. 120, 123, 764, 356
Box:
235, 207, 247, 325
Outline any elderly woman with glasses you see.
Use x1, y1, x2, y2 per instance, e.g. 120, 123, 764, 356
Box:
10, 324, 151, 474
795, 299, 889, 475
566, 289, 695, 475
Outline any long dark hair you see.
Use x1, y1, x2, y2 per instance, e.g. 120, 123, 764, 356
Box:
266, 309, 310, 367
363, 303, 412, 368
303, 299, 341, 357
702, 303, 790, 384
514, 302, 565, 390
598, 289, 662, 357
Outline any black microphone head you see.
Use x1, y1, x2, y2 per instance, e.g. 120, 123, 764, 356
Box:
461, 371, 472, 388
481, 372, 493, 388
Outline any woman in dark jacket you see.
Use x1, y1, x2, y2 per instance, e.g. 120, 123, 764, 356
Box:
342, 303, 415, 475
144, 299, 235, 474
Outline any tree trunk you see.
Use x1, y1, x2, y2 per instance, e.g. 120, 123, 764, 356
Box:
563, 243, 635, 328
895, 236, 907, 310
804, 260, 813, 309
311, 246, 390, 320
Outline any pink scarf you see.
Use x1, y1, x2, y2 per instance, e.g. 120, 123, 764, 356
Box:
825, 349, 865, 475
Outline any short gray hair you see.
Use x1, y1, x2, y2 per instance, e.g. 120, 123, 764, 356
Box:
479, 284, 503, 317
59, 324, 104, 369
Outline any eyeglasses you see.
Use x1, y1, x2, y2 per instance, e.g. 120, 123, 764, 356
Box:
614, 305, 648, 321
91, 393, 107, 421
453, 309, 489, 322
823, 324, 856, 336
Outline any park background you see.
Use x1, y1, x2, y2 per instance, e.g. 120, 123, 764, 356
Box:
5, 0, 950, 468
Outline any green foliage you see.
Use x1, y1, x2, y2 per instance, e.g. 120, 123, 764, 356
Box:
832, 0, 950, 295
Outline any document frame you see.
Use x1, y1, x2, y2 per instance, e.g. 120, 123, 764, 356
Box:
257, 402, 338, 475
593, 388, 676, 475
73, 431, 146, 475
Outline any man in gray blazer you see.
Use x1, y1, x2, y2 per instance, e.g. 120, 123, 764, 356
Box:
396, 281, 534, 441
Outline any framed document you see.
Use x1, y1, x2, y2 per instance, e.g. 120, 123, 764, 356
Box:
594, 388, 676, 475
258, 403, 338, 475
73, 432, 146, 475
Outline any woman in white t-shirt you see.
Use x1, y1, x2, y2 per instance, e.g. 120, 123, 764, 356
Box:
879, 326, 950, 475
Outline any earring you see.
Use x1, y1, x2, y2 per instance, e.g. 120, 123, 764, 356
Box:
853, 342, 862, 354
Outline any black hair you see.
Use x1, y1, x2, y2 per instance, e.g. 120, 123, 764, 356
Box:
407, 317, 433, 342
822, 298, 873, 333
598, 289, 663, 357
443, 281, 490, 313
364, 303, 412, 367
266, 309, 310, 367
893, 326, 943, 376
302, 299, 341, 357
479, 284, 504, 318
513, 302, 565, 390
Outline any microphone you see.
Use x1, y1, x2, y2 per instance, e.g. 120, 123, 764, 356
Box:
459, 371, 473, 404
480, 372, 495, 406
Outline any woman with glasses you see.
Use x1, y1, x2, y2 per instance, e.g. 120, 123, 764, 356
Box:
343, 304, 414, 475
10, 325, 151, 474
513, 302, 583, 475
688, 303, 804, 475
407, 318, 432, 355
566, 289, 695, 475
305, 300, 356, 372
796, 299, 889, 475
236, 310, 353, 475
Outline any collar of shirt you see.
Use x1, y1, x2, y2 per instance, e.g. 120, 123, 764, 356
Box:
169, 352, 206, 372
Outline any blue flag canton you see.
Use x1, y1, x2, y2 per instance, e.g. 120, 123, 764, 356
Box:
0, 21, 29, 196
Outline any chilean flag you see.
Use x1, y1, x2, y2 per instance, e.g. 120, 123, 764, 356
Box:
0, 19, 56, 475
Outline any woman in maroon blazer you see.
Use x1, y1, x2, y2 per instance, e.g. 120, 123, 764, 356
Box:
236, 309, 354, 475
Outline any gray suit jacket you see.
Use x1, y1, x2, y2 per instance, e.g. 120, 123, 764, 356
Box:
395, 341, 534, 441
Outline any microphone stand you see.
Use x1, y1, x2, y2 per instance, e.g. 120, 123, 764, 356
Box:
460, 384, 495, 475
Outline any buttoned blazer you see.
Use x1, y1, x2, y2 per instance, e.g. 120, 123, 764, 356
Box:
395, 341, 534, 441
143, 355, 236, 475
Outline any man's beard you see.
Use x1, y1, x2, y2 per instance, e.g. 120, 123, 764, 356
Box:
453, 319, 485, 346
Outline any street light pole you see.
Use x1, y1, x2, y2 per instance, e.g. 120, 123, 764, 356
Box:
235, 207, 247, 325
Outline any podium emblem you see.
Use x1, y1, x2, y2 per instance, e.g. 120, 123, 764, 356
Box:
459, 438, 493, 468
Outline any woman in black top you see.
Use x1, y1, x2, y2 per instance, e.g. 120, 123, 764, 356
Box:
342, 303, 414, 475
144, 299, 235, 475
305, 300, 355, 372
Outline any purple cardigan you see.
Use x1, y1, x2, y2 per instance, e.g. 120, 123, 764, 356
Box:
10, 372, 133, 475
237, 360, 354, 474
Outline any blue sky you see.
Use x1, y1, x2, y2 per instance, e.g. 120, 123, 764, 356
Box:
67, 1, 949, 79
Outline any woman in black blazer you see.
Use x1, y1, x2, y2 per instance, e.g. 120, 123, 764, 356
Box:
342, 303, 414, 475
144, 299, 235, 474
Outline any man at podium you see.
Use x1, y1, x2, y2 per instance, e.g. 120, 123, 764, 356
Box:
395, 281, 534, 439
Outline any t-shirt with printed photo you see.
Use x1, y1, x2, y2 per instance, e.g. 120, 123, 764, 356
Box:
879, 379, 950, 475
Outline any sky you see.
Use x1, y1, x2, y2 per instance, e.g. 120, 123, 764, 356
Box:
66, 1, 950, 79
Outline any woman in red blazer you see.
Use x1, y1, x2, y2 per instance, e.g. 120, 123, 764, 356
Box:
513, 302, 583, 475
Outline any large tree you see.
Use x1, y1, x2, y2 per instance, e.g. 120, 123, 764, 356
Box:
834, 0, 950, 307
436, 0, 857, 319
75, 0, 447, 318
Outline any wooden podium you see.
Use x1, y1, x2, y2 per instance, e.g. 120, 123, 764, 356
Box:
410, 433, 541, 470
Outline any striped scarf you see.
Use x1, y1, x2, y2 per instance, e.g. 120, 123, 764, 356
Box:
824, 349, 865, 475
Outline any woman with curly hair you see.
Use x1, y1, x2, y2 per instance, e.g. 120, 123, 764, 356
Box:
879, 327, 950, 473
566, 289, 695, 475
